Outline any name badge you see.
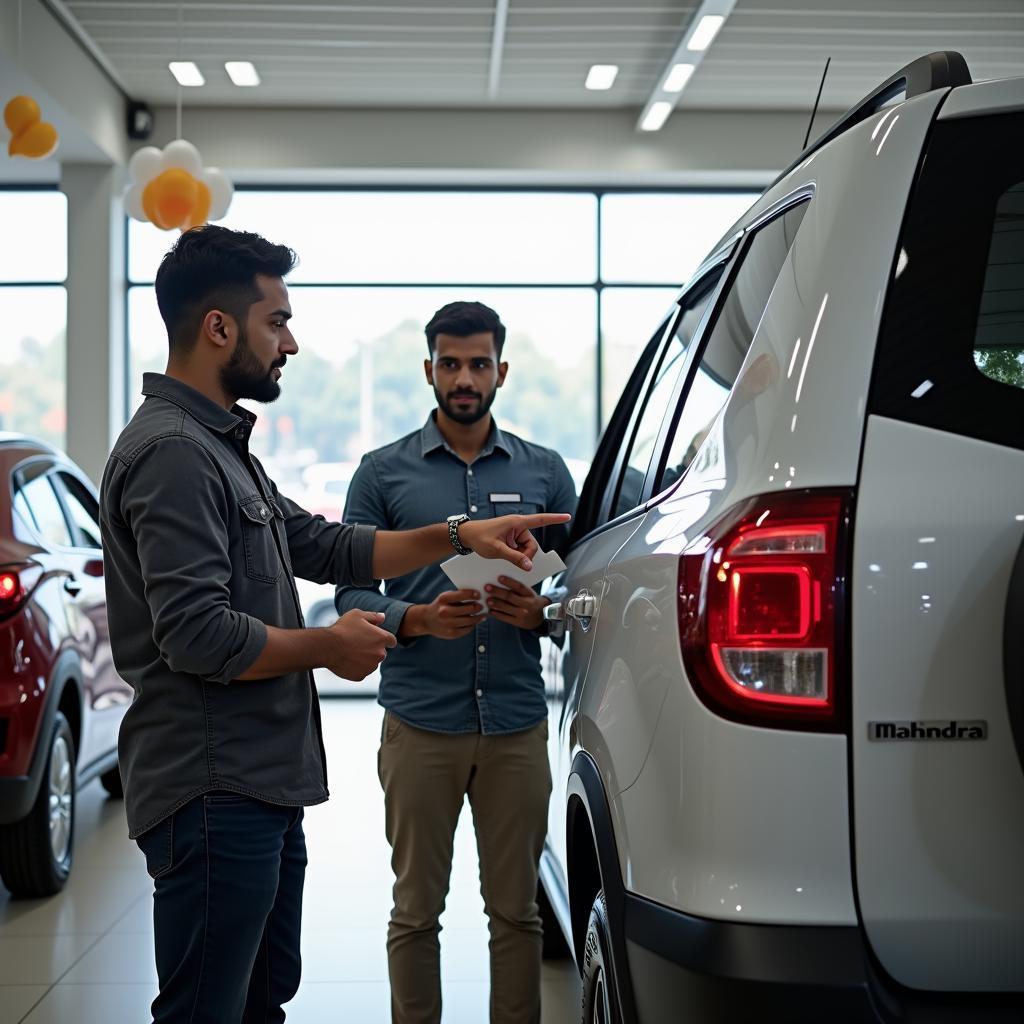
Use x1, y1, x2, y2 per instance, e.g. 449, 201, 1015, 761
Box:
489, 492, 522, 502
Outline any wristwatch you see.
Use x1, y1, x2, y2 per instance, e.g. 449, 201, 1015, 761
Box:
447, 513, 472, 556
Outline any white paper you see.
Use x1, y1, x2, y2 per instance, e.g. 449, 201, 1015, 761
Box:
441, 547, 566, 593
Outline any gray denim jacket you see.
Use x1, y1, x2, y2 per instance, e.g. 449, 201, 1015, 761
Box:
100, 374, 376, 838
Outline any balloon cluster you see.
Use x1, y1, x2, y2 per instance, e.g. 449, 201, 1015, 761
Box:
4, 96, 58, 159
124, 139, 233, 231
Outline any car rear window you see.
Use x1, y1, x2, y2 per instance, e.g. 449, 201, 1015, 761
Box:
870, 110, 1024, 449
974, 180, 1024, 389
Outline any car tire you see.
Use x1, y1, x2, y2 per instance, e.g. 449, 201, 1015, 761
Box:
99, 765, 123, 799
538, 879, 571, 960
580, 890, 623, 1024
0, 711, 76, 897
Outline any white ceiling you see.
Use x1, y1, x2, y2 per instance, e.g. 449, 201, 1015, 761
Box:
64, 0, 1024, 112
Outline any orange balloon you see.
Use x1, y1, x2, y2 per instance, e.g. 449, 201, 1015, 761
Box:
183, 180, 212, 229
4, 95, 40, 136
9, 121, 59, 159
153, 168, 199, 230
142, 177, 176, 230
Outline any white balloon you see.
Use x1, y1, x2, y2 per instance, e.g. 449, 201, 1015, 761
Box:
161, 138, 203, 176
128, 146, 162, 185
204, 168, 234, 220
123, 185, 147, 222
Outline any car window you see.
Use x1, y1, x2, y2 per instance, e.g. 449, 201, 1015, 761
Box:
56, 472, 102, 549
609, 273, 722, 519
974, 179, 1024, 389
568, 320, 671, 543
11, 487, 38, 544
870, 111, 1024, 451
16, 464, 73, 548
655, 200, 809, 492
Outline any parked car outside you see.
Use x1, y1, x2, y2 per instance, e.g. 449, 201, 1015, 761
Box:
0, 434, 131, 897
537, 54, 1024, 1022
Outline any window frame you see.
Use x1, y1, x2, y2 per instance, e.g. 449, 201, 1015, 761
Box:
12, 458, 75, 551
565, 241, 738, 546
645, 190, 814, 505
52, 470, 103, 551
604, 266, 729, 524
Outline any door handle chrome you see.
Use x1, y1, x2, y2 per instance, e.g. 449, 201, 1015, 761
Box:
566, 589, 596, 632
566, 593, 597, 619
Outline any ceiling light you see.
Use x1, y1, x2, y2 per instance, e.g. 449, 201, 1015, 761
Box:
585, 64, 619, 91
225, 61, 260, 87
641, 101, 673, 132
687, 14, 725, 51
168, 61, 204, 87
663, 63, 695, 92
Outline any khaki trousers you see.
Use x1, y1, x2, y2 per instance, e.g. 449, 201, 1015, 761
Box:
377, 711, 552, 1024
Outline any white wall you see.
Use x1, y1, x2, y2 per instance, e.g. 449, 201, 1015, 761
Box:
148, 105, 825, 187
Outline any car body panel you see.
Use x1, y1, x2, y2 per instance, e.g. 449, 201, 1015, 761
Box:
851, 416, 1024, 990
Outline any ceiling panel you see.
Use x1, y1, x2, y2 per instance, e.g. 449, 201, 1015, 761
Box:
64, 0, 1024, 111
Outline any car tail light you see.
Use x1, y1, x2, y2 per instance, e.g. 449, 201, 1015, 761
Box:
679, 490, 852, 731
0, 569, 30, 619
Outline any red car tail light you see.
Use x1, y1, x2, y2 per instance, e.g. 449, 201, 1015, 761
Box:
679, 490, 852, 731
0, 568, 31, 619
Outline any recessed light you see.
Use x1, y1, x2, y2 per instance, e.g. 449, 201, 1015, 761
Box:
640, 101, 673, 131
663, 63, 695, 92
686, 14, 725, 51
168, 61, 204, 87
585, 64, 619, 90
225, 61, 260, 87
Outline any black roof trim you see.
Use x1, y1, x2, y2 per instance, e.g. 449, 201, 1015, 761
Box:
769, 51, 972, 190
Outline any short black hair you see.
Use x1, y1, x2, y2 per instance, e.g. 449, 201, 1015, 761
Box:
425, 301, 506, 357
154, 224, 297, 353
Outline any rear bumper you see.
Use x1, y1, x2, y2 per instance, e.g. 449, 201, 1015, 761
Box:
624, 894, 1024, 1024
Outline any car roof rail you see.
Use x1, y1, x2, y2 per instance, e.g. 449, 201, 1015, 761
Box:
770, 51, 972, 188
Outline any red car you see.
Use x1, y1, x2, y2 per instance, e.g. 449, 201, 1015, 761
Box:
0, 433, 131, 896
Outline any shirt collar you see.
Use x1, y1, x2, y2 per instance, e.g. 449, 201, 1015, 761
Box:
419, 411, 512, 461
141, 372, 257, 441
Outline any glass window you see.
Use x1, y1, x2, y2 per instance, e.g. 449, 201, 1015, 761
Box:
17, 467, 73, 548
870, 112, 1024, 451
129, 191, 598, 285
974, 180, 1024, 388
600, 288, 679, 425
0, 192, 67, 282
611, 273, 721, 518
601, 193, 757, 285
0, 286, 68, 450
656, 201, 808, 493
57, 472, 102, 549
129, 284, 597, 500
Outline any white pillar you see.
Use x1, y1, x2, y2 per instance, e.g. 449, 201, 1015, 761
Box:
61, 164, 125, 485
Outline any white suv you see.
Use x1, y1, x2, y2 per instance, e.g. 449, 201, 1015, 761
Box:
539, 52, 1024, 1023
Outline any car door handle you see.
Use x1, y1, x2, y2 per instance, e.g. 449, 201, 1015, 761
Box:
567, 592, 597, 619
63, 577, 81, 597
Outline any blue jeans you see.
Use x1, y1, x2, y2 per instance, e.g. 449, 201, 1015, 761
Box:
136, 793, 307, 1024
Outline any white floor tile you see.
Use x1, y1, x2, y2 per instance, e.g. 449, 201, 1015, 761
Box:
19, 983, 154, 1024
0, 985, 48, 1024
0, 934, 100, 985
60, 930, 157, 985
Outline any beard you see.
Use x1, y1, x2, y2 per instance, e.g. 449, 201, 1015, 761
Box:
220, 327, 283, 404
435, 384, 497, 425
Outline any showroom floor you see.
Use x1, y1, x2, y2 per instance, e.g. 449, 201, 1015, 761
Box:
0, 698, 580, 1023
